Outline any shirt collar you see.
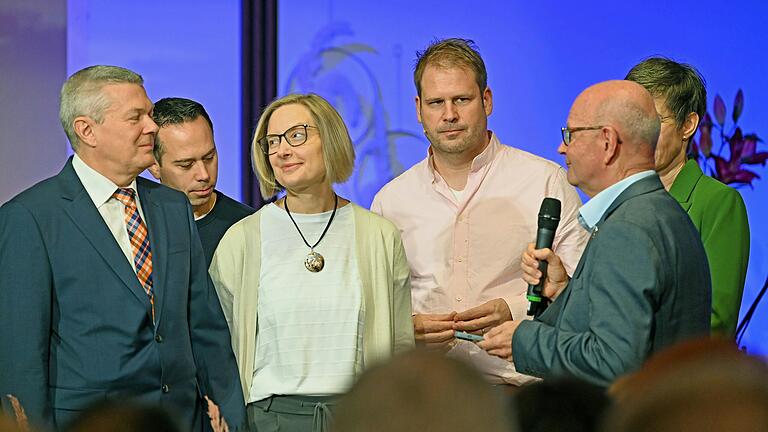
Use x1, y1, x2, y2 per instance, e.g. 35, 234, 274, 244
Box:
72, 153, 138, 208
578, 170, 656, 231
426, 130, 498, 183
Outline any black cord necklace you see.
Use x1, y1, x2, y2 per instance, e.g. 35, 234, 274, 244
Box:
284, 193, 338, 272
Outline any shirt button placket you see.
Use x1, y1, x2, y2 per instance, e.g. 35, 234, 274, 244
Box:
453, 211, 469, 308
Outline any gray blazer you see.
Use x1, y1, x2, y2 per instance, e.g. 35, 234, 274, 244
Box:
0, 158, 245, 430
513, 175, 711, 386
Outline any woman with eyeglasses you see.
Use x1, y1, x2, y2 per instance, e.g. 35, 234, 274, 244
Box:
208, 93, 414, 432
626, 57, 750, 337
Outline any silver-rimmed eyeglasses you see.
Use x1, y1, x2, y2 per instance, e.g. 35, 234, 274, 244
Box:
258, 124, 318, 155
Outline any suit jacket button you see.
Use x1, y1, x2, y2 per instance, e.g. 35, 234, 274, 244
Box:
162, 384, 170, 393
155, 334, 163, 343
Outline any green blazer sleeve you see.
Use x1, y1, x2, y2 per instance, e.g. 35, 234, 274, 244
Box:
695, 185, 749, 336
670, 160, 750, 336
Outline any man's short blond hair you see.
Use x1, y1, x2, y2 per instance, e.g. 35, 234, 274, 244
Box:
413, 38, 488, 97
59, 65, 144, 150
251, 93, 355, 199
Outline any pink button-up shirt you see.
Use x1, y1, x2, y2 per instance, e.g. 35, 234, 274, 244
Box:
371, 133, 589, 384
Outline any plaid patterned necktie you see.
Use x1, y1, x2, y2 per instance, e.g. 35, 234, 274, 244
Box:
113, 187, 154, 320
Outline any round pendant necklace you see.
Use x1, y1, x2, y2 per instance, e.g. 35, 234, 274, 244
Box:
284, 193, 338, 273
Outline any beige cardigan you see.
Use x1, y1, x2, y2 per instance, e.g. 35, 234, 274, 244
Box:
209, 203, 415, 397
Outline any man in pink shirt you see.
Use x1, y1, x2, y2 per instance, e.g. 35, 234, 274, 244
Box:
371, 38, 589, 385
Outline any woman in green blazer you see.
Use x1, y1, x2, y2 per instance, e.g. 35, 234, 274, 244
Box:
627, 57, 750, 336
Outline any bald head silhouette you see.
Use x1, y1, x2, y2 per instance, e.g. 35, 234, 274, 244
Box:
560, 80, 660, 197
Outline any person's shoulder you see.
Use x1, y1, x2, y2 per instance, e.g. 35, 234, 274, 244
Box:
598, 187, 672, 241
215, 206, 265, 253
351, 203, 400, 235
137, 176, 188, 204
620, 178, 675, 209
1, 170, 69, 215
496, 142, 565, 173
615, 181, 695, 232
375, 157, 430, 199
6, 177, 58, 204
688, 176, 748, 225
215, 191, 257, 217
227, 204, 265, 232
694, 174, 745, 201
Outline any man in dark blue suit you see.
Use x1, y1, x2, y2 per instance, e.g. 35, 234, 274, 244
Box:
479, 80, 711, 386
0, 65, 245, 430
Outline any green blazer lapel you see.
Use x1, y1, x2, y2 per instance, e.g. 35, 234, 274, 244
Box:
58, 159, 153, 314
668, 160, 704, 212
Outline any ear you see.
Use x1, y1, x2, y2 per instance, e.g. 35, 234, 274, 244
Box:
681, 112, 700, 142
482, 87, 493, 117
415, 95, 423, 124
148, 161, 162, 181
602, 126, 620, 164
73, 116, 97, 148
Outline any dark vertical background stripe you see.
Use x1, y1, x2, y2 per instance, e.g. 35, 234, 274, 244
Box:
242, 0, 278, 209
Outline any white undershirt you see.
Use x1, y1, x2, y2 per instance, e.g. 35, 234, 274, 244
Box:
72, 154, 146, 273
449, 186, 466, 203
194, 192, 217, 221
249, 203, 363, 402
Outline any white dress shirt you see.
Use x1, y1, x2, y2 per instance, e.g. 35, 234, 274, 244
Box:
371, 133, 589, 384
72, 154, 147, 273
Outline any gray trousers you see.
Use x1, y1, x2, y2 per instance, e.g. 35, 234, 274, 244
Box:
247, 395, 335, 432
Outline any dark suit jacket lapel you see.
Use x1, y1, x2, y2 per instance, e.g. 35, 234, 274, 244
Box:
569, 174, 664, 280
597, 174, 665, 226
570, 233, 595, 280
58, 159, 152, 312
137, 181, 167, 326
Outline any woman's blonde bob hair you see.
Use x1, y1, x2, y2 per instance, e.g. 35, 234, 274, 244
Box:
252, 93, 355, 199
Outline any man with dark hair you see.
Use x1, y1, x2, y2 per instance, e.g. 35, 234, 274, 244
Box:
626, 57, 749, 336
149, 97, 254, 266
479, 80, 711, 386
0, 66, 246, 430
371, 38, 589, 385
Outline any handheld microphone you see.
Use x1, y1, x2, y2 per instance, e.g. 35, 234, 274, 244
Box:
526, 198, 561, 318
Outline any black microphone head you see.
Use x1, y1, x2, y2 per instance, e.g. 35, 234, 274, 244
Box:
538, 198, 561, 231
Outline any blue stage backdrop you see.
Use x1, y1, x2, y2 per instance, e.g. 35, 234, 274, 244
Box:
67, 0, 242, 200
62, 0, 767, 355
278, 0, 768, 354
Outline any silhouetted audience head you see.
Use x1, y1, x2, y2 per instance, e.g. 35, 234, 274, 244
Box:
603, 337, 768, 431
333, 349, 514, 432
64, 401, 182, 432
609, 336, 749, 401
513, 377, 611, 432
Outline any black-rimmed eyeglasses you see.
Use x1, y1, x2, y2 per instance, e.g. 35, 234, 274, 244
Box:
258, 124, 318, 155
560, 126, 604, 146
